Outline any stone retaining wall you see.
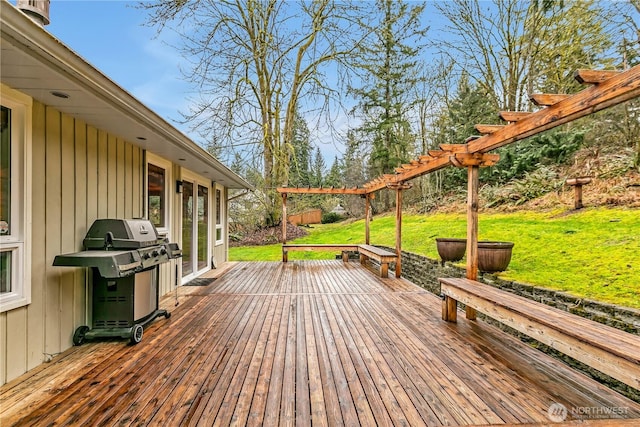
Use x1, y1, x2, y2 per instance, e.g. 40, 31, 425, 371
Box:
377, 246, 640, 401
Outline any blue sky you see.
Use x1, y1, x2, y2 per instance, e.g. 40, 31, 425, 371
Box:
13, 1, 446, 163
18, 1, 194, 138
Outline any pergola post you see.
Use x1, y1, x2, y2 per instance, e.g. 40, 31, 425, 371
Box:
465, 165, 479, 320
395, 187, 402, 278
365, 193, 371, 245
282, 193, 288, 262
385, 182, 411, 278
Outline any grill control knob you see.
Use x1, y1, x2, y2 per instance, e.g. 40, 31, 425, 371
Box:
152, 250, 159, 257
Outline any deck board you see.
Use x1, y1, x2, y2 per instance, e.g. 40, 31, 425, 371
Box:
1, 260, 639, 426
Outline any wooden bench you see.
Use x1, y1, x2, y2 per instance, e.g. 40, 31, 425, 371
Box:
439, 277, 640, 390
358, 244, 397, 278
282, 244, 359, 262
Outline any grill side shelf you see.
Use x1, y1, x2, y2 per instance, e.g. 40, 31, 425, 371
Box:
53, 250, 142, 278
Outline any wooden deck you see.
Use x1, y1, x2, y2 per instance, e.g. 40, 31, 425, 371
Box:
1, 261, 639, 426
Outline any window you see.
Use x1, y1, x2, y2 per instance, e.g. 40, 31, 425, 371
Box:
148, 164, 166, 228
1, 106, 11, 295
197, 185, 208, 270
0, 251, 11, 293
1, 107, 10, 237
215, 188, 223, 245
0, 86, 32, 313
146, 154, 171, 235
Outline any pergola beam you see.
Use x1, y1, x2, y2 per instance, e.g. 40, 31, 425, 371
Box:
439, 143, 469, 152
574, 69, 621, 84
529, 93, 570, 106
450, 153, 500, 168
363, 154, 452, 194
499, 111, 532, 122
359, 67, 639, 195
469, 65, 640, 154
276, 187, 366, 195
474, 124, 505, 134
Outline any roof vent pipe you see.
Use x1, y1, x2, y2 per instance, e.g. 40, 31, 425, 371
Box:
16, 0, 50, 27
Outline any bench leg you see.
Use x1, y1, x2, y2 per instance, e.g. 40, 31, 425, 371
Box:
442, 296, 458, 322
380, 262, 388, 278
283, 251, 288, 263
360, 254, 367, 265
342, 251, 349, 263
466, 306, 477, 320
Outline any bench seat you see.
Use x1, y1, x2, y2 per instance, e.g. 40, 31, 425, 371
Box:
282, 244, 359, 262
358, 244, 397, 278
439, 277, 640, 390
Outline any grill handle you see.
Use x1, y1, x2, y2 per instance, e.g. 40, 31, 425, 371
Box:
104, 232, 114, 249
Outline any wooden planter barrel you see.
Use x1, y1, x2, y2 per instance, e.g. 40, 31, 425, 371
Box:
436, 238, 467, 262
478, 241, 514, 272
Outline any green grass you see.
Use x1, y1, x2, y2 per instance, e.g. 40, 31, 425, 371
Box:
230, 207, 640, 309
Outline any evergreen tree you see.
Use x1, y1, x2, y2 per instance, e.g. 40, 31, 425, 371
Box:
340, 130, 368, 215
342, 130, 368, 187
325, 157, 344, 188
350, 0, 427, 209
311, 147, 326, 188
289, 112, 312, 187
430, 74, 499, 189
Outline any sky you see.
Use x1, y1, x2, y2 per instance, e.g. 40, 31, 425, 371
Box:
40, 1, 193, 133
10, 0, 447, 165
11, 0, 346, 161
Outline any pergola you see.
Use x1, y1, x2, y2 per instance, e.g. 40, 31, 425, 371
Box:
278, 66, 640, 283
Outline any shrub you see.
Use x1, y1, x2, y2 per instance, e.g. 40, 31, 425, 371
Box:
321, 212, 343, 224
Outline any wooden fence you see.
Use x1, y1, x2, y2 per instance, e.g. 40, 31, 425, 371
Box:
287, 209, 322, 225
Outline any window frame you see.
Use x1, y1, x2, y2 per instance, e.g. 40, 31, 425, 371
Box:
145, 153, 172, 237
215, 185, 224, 246
0, 85, 32, 313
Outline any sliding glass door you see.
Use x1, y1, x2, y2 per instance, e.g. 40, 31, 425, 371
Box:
197, 185, 208, 271
181, 181, 194, 277
181, 176, 210, 281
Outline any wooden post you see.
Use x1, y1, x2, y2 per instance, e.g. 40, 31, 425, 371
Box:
442, 296, 458, 322
447, 154, 498, 322
282, 193, 288, 262
365, 193, 371, 245
566, 177, 592, 210
466, 166, 479, 320
574, 184, 584, 209
395, 187, 402, 278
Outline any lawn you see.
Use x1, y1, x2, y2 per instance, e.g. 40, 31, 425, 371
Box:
230, 207, 640, 309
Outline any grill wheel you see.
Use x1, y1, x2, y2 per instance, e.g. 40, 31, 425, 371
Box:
73, 326, 90, 346
130, 324, 144, 344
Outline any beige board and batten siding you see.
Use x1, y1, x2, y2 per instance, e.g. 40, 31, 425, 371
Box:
0, 101, 144, 385
147, 153, 181, 299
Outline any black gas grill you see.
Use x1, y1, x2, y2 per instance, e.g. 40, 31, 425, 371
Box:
54, 219, 181, 344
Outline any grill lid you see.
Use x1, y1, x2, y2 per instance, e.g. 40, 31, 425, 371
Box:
83, 219, 163, 250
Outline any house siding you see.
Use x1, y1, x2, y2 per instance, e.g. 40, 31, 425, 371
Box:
1, 98, 232, 385
1, 101, 144, 384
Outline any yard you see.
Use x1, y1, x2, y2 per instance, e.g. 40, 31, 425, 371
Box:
230, 207, 640, 309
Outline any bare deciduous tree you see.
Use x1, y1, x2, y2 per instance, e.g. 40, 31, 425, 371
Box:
432, 0, 615, 112
142, 0, 368, 225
